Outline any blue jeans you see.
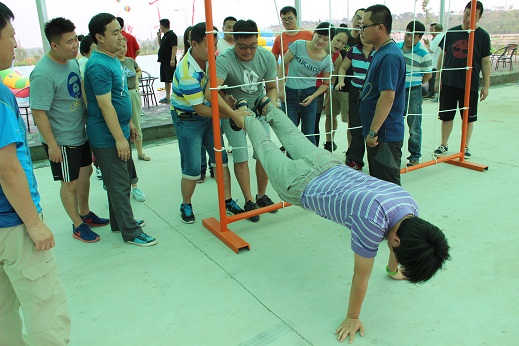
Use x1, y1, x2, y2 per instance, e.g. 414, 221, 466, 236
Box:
285, 87, 318, 145
404, 86, 423, 160
171, 111, 228, 179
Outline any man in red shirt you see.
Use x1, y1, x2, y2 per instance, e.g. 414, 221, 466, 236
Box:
117, 17, 140, 59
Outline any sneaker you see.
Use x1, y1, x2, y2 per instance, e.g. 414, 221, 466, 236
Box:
464, 147, 471, 159
197, 172, 206, 184
180, 203, 195, 224
348, 161, 363, 171
433, 145, 448, 157
209, 167, 214, 178
323, 141, 337, 152
80, 211, 110, 227
256, 194, 277, 214
225, 199, 245, 215
95, 167, 102, 180
158, 98, 170, 104
125, 233, 157, 247
131, 187, 146, 202
73, 223, 100, 243
406, 159, 419, 167
111, 219, 146, 233
244, 200, 260, 222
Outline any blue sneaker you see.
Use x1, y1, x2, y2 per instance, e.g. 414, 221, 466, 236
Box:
73, 223, 100, 243
125, 233, 157, 247
180, 203, 195, 224
80, 211, 110, 227
111, 219, 146, 233
225, 199, 244, 215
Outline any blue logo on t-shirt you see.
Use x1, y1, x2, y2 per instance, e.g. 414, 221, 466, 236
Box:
67, 72, 82, 99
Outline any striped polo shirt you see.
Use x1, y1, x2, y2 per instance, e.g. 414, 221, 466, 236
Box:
301, 165, 419, 258
397, 41, 433, 88
346, 44, 374, 89
170, 48, 211, 115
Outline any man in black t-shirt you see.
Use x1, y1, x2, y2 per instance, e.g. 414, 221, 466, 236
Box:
433, 1, 490, 159
156, 18, 178, 104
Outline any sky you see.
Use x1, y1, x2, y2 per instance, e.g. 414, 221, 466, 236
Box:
6, 0, 519, 48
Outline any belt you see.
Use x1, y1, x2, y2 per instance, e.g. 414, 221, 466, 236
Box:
178, 112, 198, 120
406, 85, 421, 91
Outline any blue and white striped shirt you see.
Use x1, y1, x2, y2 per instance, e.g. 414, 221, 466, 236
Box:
397, 41, 433, 88
301, 165, 419, 258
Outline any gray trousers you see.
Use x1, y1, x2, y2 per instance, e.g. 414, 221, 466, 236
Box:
244, 106, 342, 206
92, 145, 142, 240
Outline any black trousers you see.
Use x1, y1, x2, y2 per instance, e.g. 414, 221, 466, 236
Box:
347, 87, 365, 166
366, 140, 403, 186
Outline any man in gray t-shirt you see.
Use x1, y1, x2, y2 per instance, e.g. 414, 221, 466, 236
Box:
216, 19, 278, 221
30, 17, 108, 243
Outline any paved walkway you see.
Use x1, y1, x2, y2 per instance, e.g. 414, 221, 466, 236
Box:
29, 81, 519, 345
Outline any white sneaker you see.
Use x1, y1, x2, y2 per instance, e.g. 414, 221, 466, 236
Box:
131, 187, 146, 202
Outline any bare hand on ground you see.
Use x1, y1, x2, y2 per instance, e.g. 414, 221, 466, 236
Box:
335, 317, 365, 343
26, 222, 55, 251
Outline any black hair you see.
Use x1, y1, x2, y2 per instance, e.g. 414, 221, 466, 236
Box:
430, 22, 437, 27
465, 0, 484, 16
44, 17, 76, 45
181, 26, 192, 59
223, 16, 237, 25
232, 19, 258, 41
190, 22, 217, 44
314, 22, 334, 38
88, 13, 116, 44
159, 18, 170, 29
355, 8, 366, 15
434, 23, 443, 32
280, 6, 297, 17
0, 2, 14, 36
340, 23, 348, 28
393, 217, 451, 284
406, 20, 426, 37
79, 34, 95, 56
365, 4, 392, 33
116, 17, 124, 28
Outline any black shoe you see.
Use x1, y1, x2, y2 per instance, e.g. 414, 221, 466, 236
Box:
323, 141, 337, 152
256, 194, 277, 214
244, 200, 260, 222
180, 203, 195, 224
252, 94, 271, 117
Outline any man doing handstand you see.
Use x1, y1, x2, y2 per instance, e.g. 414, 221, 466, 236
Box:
228, 95, 450, 344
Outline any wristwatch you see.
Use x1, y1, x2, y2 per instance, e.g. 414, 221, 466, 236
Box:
368, 130, 378, 138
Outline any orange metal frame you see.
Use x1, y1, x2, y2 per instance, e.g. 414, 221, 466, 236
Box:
402, 0, 488, 175
201, 0, 486, 253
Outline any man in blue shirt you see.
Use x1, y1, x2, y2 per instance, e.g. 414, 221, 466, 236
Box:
85, 13, 156, 246
359, 5, 406, 185
0, 3, 70, 344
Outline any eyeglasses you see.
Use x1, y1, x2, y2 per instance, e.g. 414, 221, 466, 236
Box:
237, 43, 258, 50
359, 23, 381, 31
281, 16, 295, 23
354, 15, 363, 21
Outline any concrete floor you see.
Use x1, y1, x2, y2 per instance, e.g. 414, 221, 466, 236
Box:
31, 82, 519, 345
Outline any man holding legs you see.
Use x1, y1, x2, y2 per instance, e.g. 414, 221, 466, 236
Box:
85, 13, 156, 246
397, 21, 432, 167
228, 96, 450, 344
30, 17, 109, 243
217, 19, 279, 221
359, 5, 406, 185
433, 1, 490, 159
171, 22, 250, 224
0, 3, 71, 344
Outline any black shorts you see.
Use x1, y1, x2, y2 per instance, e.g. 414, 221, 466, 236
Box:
439, 84, 478, 122
160, 63, 175, 83
43, 141, 92, 182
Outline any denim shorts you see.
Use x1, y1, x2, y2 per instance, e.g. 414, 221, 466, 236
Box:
221, 117, 270, 163
171, 111, 228, 180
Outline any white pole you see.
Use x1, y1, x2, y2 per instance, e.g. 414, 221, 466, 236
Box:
35, 0, 50, 53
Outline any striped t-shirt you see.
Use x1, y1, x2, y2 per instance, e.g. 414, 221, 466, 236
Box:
396, 41, 433, 88
301, 165, 419, 258
170, 48, 211, 115
346, 44, 374, 89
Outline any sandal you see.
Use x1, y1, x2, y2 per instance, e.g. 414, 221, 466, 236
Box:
252, 95, 271, 117
229, 98, 248, 131
138, 153, 151, 161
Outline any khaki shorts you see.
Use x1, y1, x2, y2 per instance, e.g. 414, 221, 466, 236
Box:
325, 89, 350, 123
